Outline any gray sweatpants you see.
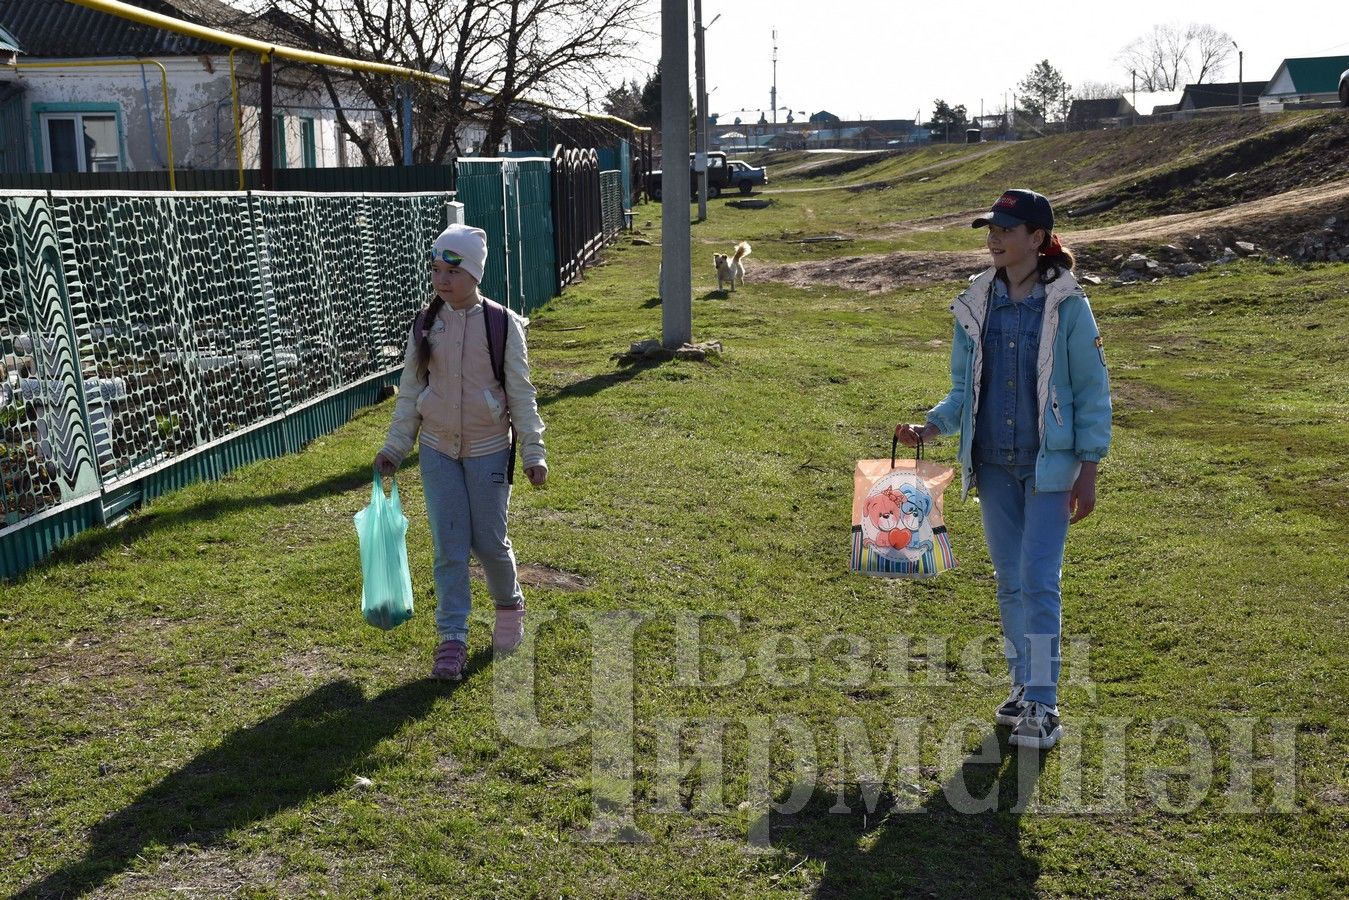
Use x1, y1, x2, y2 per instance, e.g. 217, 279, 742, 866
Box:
418, 445, 524, 644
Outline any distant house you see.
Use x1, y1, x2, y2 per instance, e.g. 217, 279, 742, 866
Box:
1067, 97, 1134, 130
805, 126, 882, 149
0, 23, 22, 171
1260, 56, 1349, 111
0, 0, 379, 174
0, 0, 500, 175
1177, 81, 1268, 113
808, 110, 842, 126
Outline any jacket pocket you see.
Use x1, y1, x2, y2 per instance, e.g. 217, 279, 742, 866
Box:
418, 387, 448, 431
482, 386, 506, 423
1045, 385, 1075, 450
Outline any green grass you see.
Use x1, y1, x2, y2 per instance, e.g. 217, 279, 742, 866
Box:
2, 172, 1347, 897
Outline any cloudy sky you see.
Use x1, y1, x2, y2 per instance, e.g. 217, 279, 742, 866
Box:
618, 1, 1349, 123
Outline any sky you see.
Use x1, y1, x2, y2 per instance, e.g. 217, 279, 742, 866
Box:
617, 1, 1349, 123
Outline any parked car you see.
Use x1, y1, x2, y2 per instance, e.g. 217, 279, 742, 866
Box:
727, 159, 768, 195
645, 151, 733, 201
1341, 68, 1349, 106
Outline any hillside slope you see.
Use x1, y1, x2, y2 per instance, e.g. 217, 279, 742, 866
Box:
731, 111, 1349, 285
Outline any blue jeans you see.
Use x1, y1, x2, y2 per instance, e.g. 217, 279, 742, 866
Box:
419, 446, 524, 644
976, 462, 1070, 705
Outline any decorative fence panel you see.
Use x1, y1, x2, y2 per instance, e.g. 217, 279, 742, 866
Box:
551, 147, 602, 288
0, 188, 452, 578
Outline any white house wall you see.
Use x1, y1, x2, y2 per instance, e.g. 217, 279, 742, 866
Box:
4, 57, 372, 172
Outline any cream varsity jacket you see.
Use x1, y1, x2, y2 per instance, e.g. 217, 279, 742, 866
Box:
380, 298, 547, 470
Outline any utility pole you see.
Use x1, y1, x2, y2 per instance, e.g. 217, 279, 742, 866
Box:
694, 0, 708, 221
660, 0, 691, 348
1233, 41, 1244, 111
694, 6, 720, 221
1131, 70, 1137, 127
770, 28, 778, 124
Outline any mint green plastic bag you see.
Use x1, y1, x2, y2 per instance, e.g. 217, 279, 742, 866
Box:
354, 470, 415, 630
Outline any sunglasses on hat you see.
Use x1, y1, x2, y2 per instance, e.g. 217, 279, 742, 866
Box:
431, 248, 465, 266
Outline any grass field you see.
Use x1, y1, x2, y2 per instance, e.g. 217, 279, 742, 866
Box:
2, 145, 1347, 898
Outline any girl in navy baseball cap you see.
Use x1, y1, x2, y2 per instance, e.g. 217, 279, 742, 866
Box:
895, 187, 1113, 751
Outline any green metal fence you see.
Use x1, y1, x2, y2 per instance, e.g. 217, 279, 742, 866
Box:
455, 157, 557, 315
0, 188, 452, 578
600, 170, 623, 241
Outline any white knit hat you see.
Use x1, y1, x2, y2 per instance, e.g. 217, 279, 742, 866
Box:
431, 223, 488, 284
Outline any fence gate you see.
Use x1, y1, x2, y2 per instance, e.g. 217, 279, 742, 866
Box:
455, 157, 555, 315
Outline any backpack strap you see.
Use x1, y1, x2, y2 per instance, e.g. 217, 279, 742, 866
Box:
481, 298, 517, 484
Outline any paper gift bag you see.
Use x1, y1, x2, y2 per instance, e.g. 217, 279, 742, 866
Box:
850, 437, 957, 578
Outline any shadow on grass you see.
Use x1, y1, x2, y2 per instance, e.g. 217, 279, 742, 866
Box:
765, 729, 1048, 898
538, 358, 664, 408
15, 673, 462, 899
641, 295, 662, 308
43, 463, 375, 569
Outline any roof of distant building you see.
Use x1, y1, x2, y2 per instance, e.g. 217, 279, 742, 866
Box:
1179, 81, 1269, 109
1267, 56, 1349, 94
0, 0, 284, 57
1068, 97, 1134, 119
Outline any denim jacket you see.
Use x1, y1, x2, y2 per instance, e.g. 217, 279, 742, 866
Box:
926, 267, 1112, 499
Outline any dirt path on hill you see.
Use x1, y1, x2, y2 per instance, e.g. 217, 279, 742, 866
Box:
754, 177, 1349, 291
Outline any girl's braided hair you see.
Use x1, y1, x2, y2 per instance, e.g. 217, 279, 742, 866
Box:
416, 295, 446, 375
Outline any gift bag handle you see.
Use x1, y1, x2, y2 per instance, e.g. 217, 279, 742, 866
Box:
890, 434, 923, 469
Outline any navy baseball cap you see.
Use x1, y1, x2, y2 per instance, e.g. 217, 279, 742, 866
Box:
972, 189, 1054, 232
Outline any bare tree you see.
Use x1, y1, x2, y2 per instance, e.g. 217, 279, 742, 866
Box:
261, 0, 649, 164
1117, 22, 1232, 91
1189, 23, 1234, 85
1076, 80, 1126, 100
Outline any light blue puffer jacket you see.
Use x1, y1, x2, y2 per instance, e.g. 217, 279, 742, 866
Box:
926, 267, 1112, 499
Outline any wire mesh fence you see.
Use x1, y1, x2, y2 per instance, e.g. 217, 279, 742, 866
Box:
1, 188, 452, 577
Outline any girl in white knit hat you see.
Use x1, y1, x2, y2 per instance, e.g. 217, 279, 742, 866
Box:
375, 223, 548, 680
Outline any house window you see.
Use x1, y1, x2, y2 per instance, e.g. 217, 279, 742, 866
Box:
300, 117, 317, 168
39, 111, 121, 173
272, 114, 287, 167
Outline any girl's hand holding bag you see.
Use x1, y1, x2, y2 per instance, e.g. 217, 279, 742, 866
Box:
851, 436, 957, 578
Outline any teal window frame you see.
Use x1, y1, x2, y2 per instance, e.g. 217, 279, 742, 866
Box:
272, 114, 288, 168
299, 117, 317, 168
31, 102, 127, 173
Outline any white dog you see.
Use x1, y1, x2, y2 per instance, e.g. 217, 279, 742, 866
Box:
714, 241, 752, 291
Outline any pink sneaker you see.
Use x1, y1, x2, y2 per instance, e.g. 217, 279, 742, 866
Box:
493, 602, 525, 655
431, 639, 467, 680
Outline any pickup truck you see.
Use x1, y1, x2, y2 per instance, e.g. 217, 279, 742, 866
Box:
727, 159, 768, 194
645, 151, 733, 201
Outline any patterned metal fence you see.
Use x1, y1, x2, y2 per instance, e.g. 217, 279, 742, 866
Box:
2, 148, 625, 578
0, 188, 452, 578
0, 165, 457, 193
551, 146, 602, 288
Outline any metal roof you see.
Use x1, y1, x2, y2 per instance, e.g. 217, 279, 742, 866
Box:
0, 21, 20, 53
0, 0, 261, 57
1277, 56, 1349, 94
